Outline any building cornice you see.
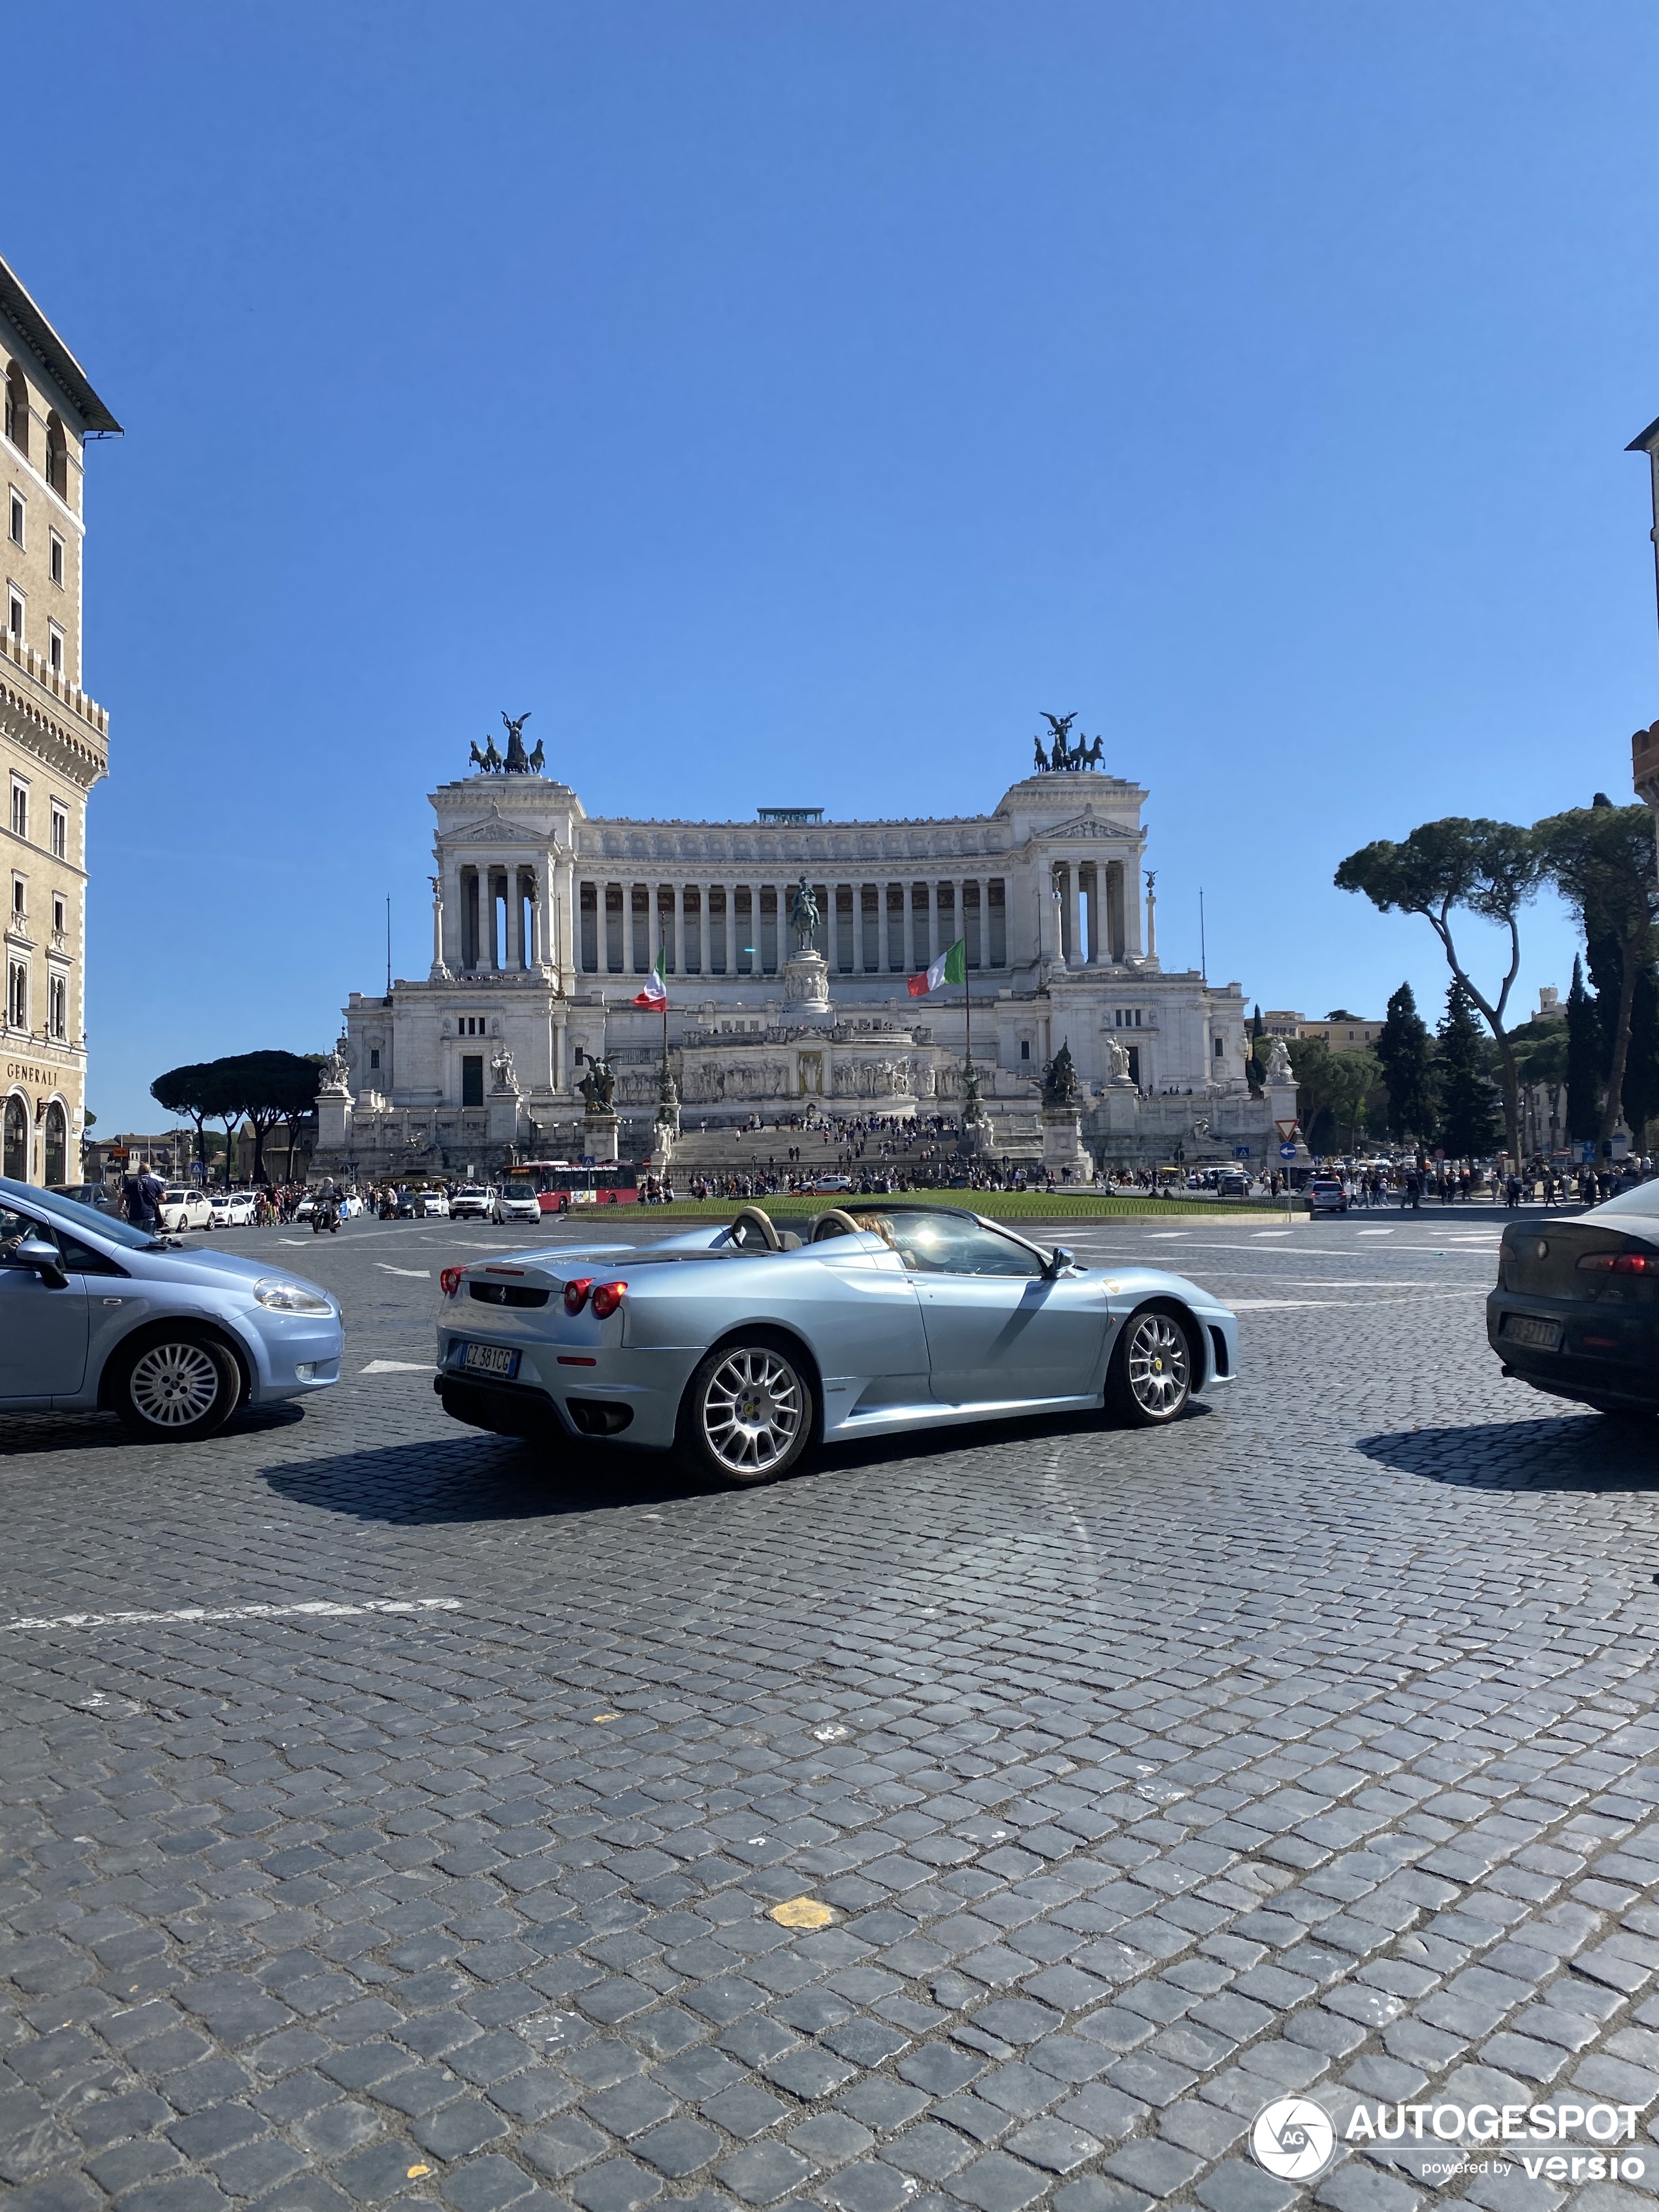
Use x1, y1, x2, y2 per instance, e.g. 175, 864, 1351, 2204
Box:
0, 633, 108, 789
0, 255, 120, 436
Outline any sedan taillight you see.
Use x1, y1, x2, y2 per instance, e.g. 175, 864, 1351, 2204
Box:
1577, 1250, 1652, 1274
564, 1276, 594, 1315
590, 1280, 627, 1320
440, 1266, 464, 1298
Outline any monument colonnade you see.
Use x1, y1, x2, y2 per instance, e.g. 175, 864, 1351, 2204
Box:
556, 859, 1138, 982
430, 856, 1142, 984
574, 875, 1000, 982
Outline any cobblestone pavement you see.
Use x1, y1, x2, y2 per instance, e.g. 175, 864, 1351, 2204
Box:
5, 1207, 1659, 2212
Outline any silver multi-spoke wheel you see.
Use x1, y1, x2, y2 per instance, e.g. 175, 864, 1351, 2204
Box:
116, 1332, 239, 1440
690, 1343, 811, 1483
130, 1341, 223, 1427
1108, 1307, 1192, 1426
701, 1348, 802, 1473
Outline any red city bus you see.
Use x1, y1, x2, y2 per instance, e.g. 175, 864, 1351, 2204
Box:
503, 1161, 640, 1212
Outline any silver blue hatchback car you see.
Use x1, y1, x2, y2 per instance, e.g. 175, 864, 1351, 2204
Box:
0, 1176, 342, 1439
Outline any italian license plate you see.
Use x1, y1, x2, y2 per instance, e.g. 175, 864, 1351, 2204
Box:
460, 1341, 520, 1379
1502, 1313, 1560, 1352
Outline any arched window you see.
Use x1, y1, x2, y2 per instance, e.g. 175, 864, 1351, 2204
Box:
42, 1098, 66, 1185
2, 1093, 27, 1179
5, 362, 27, 458
45, 413, 66, 498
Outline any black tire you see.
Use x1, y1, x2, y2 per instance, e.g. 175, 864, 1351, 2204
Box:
112, 1326, 242, 1441
1105, 1304, 1195, 1428
678, 1336, 816, 1486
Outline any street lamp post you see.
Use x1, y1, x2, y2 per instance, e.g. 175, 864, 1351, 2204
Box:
1630, 414, 1659, 671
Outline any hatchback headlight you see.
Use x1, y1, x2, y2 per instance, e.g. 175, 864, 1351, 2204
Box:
253, 1278, 333, 1315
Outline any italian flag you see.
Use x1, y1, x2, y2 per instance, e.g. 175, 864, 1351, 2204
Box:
908, 938, 965, 997
632, 952, 668, 1009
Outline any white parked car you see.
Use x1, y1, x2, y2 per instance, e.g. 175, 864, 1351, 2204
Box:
210, 1193, 257, 1227
493, 1187, 543, 1225
293, 1196, 316, 1221
420, 1190, 451, 1219
450, 1186, 494, 1221
160, 1187, 214, 1234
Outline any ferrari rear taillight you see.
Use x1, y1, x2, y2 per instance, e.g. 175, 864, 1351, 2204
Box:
564, 1276, 594, 1315
440, 1266, 464, 1298
590, 1280, 627, 1320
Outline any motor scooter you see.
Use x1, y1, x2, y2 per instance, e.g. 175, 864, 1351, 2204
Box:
311, 1195, 340, 1234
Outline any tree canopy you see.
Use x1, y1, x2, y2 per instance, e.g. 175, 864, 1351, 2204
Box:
1334, 817, 1539, 1158
1535, 801, 1659, 1147
1293, 1036, 1381, 1155
150, 1051, 321, 1182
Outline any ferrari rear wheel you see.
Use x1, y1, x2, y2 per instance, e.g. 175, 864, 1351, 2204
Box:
1106, 1305, 1193, 1427
682, 1338, 815, 1486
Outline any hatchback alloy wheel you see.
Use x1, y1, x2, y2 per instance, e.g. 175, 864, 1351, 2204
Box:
115, 1330, 241, 1441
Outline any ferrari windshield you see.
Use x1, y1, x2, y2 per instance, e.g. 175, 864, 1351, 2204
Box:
835, 1208, 1046, 1277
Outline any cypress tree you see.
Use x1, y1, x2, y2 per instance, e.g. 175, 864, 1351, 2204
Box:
1565, 954, 1601, 1142
1588, 935, 1659, 1138
1623, 967, 1659, 1138
1437, 977, 1499, 1157
1376, 982, 1436, 1144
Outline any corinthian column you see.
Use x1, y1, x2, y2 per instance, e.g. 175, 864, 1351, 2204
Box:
429, 876, 449, 981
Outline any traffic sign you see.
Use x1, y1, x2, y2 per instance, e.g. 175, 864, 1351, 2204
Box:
1274, 1117, 1298, 1140
1279, 1142, 1298, 1161
1234, 1144, 1251, 1160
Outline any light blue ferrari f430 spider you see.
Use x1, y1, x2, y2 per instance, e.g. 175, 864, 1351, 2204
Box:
435, 1201, 1238, 1484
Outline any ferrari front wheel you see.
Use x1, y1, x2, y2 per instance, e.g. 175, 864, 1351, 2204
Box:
1106, 1305, 1193, 1427
681, 1337, 815, 1486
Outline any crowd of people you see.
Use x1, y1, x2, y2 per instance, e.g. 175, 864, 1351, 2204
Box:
1295, 1156, 1653, 1210
109, 1139, 1654, 1231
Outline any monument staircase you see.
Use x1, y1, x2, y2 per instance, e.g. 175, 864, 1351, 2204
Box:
642, 1110, 1045, 1184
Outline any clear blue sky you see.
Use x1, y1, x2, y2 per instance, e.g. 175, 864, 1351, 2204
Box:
16, 1, 1659, 1129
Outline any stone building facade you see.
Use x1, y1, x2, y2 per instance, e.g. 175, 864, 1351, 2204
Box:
321, 741, 1281, 1178
0, 254, 118, 1185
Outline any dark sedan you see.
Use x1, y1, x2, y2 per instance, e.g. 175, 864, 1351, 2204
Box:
1489, 1179, 1659, 1415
